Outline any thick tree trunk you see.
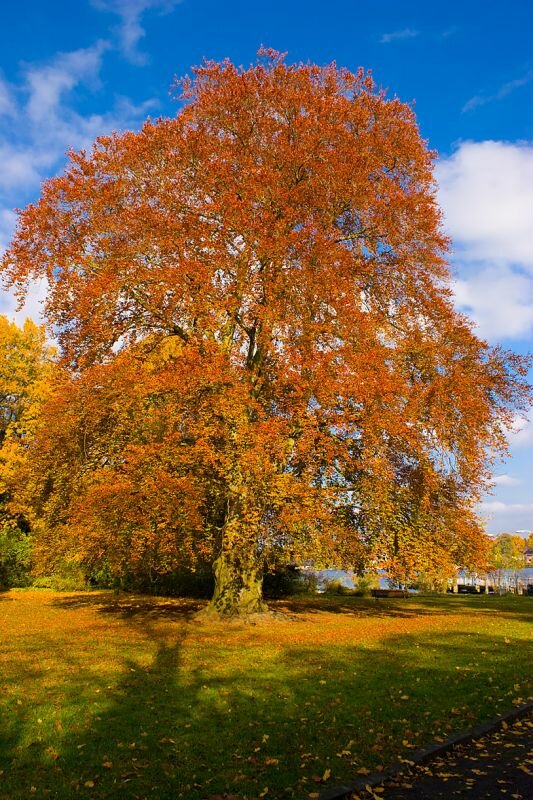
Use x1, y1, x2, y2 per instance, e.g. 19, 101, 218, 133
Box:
205, 481, 269, 617
208, 548, 268, 617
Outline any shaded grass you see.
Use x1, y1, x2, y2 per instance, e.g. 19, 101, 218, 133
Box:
0, 591, 531, 799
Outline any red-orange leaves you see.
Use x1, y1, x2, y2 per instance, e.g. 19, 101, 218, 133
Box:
1, 52, 530, 607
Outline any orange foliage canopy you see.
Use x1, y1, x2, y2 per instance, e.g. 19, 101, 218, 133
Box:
2, 52, 530, 612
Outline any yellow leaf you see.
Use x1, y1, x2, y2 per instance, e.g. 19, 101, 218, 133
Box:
322, 768, 331, 782
84, 781, 95, 788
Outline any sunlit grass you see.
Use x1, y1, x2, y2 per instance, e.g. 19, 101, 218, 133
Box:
0, 591, 531, 799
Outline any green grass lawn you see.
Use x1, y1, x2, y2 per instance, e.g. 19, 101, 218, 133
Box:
0, 591, 531, 800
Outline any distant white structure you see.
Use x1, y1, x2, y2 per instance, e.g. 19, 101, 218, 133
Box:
452, 567, 533, 595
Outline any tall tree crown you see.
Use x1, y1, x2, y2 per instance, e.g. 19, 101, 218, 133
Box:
1, 52, 530, 599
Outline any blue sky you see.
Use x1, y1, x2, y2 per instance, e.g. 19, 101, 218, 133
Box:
0, 0, 532, 534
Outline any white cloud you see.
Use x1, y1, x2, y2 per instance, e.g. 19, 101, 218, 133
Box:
0, 44, 130, 205
0, 209, 17, 254
508, 412, 533, 449
0, 276, 48, 327
463, 71, 533, 113
479, 499, 533, 534
492, 474, 523, 486
0, 144, 43, 190
437, 140, 533, 531
0, 42, 160, 320
91, 0, 181, 65
437, 141, 533, 269
0, 44, 159, 202
452, 265, 533, 340
25, 41, 109, 123
439, 27, 458, 40
480, 501, 533, 514
380, 28, 419, 44
436, 141, 533, 341
0, 76, 15, 117
17, 42, 158, 166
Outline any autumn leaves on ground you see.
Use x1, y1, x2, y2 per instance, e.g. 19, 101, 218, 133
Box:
0, 592, 531, 800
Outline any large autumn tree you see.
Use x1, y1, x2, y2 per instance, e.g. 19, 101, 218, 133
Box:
1, 52, 530, 614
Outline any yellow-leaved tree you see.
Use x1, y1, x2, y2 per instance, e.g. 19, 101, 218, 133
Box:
0, 316, 55, 586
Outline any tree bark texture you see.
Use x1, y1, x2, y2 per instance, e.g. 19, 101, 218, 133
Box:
209, 548, 267, 616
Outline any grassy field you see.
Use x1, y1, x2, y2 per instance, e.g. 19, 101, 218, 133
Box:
0, 591, 531, 800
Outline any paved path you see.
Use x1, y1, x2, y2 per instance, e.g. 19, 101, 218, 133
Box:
364, 712, 533, 800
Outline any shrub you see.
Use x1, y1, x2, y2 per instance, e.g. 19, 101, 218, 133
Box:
323, 578, 357, 595
352, 574, 380, 596
0, 528, 33, 588
31, 559, 88, 591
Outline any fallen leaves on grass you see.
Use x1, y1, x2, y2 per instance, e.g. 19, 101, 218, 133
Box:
1, 591, 531, 800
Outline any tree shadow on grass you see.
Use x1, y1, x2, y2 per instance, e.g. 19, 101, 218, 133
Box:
0, 592, 531, 800
274, 592, 533, 621
53, 591, 202, 620
53, 590, 533, 628
0, 601, 189, 800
